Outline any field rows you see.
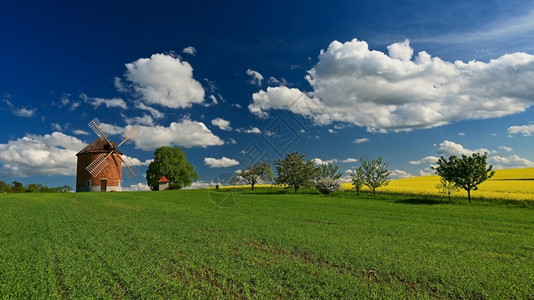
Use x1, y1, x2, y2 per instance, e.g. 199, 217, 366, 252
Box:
0, 190, 533, 298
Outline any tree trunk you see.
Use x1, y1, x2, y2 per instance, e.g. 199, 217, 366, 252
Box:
294, 186, 298, 193
251, 183, 255, 191
372, 187, 376, 196
467, 189, 471, 203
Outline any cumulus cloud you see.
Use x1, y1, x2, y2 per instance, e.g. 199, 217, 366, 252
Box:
390, 169, 414, 179
0, 132, 86, 177
409, 156, 439, 165
80, 93, 127, 109
250, 38, 534, 131
490, 155, 534, 169
353, 138, 369, 144
182, 46, 197, 56
340, 158, 358, 163
3, 99, 37, 117
135, 102, 165, 119
437, 140, 492, 157
313, 158, 337, 165
499, 146, 513, 152
211, 118, 232, 131
132, 119, 224, 151
507, 124, 534, 136
236, 127, 261, 134
123, 182, 151, 191
123, 53, 205, 108
124, 114, 154, 126
72, 129, 89, 135
246, 69, 264, 86
204, 157, 240, 168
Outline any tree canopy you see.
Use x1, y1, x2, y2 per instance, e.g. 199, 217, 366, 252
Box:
433, 153, 495, 202
274, 152, 317, 193
237, 161, 272, 191
146, 147, 198, 191
360, 157, 391, 196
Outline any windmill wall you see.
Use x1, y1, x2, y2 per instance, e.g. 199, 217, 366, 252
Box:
76, 152, 122, 192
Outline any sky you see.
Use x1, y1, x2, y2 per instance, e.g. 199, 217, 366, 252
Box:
1, 0, 533, 191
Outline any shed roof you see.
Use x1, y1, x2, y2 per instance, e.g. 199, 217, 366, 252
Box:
76, 138, 122, 156
158, 176, 170, 183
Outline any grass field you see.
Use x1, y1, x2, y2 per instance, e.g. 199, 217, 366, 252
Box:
0, 189, 533, 298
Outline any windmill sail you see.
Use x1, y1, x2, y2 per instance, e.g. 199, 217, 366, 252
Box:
86, 153, 111, 177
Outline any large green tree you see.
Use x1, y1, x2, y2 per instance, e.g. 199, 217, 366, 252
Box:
237, 161, 272, 191
433, 153, 495, 203
360, 157, 391, 196
274, 152, 317, 193
146, 147, 198, 191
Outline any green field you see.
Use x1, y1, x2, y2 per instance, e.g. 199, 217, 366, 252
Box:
0, 189, 533, 299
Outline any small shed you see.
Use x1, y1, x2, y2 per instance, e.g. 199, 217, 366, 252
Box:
158, 176, 170, 191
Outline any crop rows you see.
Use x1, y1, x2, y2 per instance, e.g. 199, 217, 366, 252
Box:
0, 190, 533, 298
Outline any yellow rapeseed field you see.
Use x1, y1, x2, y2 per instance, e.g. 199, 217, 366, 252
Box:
342, 168, 534, 201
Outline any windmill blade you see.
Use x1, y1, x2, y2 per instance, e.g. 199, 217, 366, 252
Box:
89, 118, 112, 144
86, 152, 112, 177
118, 154, 137, 178
117, 126, 140, 148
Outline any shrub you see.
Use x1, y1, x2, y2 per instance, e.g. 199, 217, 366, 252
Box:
315, 177, 341, 195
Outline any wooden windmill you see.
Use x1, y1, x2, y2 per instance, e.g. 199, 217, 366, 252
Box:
76, 118, 139, 192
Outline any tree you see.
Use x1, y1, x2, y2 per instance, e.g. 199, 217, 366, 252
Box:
146, 147, 198, 191
350, 166, 364, 196
360, 157, 391, 196
316, 163, 342, 181
0, 181, 11, 193
433, 153, 495, 203
315, 163, 342, 195
237, 161, 272, 191
12, 181, 25, 193
435, 177, 460, 202
274, 152, 317, 193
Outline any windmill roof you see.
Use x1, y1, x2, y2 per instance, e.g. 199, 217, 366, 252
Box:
76, 138, 122, 155
158, 176, 170, 183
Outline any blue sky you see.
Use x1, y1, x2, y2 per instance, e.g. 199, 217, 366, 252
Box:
1, 0, 533, 190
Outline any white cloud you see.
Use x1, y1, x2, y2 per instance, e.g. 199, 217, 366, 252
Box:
390, 169, 414, 179
328, 129, 336, 134
182, 46, 197, 56
135, 102, 165, 119
313, 158, 337, 165
0, 132, 86, 177
211, 118, 232, 131
124, 114, 154, 126
123, 182, 151, 191
246, 69, 264, 86
437, 140, 492, 157
499, 146, 513, 153
249, 38, 534, 131
72, 129, 89, 135
507, 124, 534, 136
121, 154, 152, 167
353, 138, 369, 144
184, 180, 211, 189
409, 156, 439, 165
124, 53, 205, 108
204, 157, 240, 168
340, 158, 358, 163
80, 93, 127, 109
3, 100, 37, 117
236, 127, 261, 134
132, 119, 224, 151
490, 155, 534, 169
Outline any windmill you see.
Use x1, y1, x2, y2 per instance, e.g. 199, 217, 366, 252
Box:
75, 118, 139, 192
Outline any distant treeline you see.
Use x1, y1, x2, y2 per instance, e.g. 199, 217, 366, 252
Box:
0, 181, 72, 193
